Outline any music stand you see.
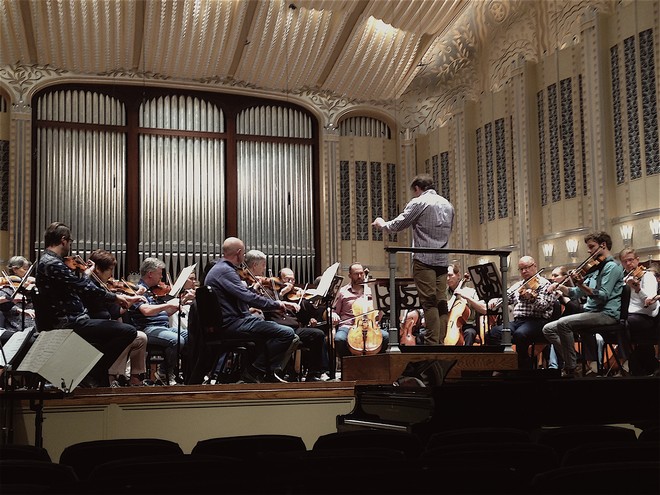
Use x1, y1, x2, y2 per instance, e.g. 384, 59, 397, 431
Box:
168, 264, 197, 381
313, 263, 342, 379
468, 262, 512, 348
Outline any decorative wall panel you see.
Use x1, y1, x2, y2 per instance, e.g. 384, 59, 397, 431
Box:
476, 127, 484, 224
495, 118, 507, 219
440, 151, 450, 202
624, 36, 641, 180
0, 140, 8, 231
355, 161, 369, 241
611, 44, 625, 184
640, 28, 659, 176
579, 74, 588, 196
537, 90, 548, 206
387, 162, 397, 242
560, 78, 576, 199
432, 154, 439, 190
370, 161, 383, 241
340, 160, 351, 240
485, 122, 495, 222
548, 83, 561, 203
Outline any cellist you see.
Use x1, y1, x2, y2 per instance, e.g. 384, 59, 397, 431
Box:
331, 263, 389, 362
446, 264, 487, 346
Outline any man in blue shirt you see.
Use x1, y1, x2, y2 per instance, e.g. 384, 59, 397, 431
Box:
204, 237, 298, 383
543, 231, 624, 377
372, 174, 454, 344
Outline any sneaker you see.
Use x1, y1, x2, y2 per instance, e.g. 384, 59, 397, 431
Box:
110, 380, 122, 388
304, 372, 322, 382
154, 369, 177, 386
239, 365, 265, 384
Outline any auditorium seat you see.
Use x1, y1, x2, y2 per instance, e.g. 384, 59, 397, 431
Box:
530, 424, 638, 458
192, 434, 307, 459
560, 441, 660, 466
425, 427, 531, 450
59, 438, 183, 480
0, 459, 78, 493
313, 430, 423, 459
0, 444, 51, 462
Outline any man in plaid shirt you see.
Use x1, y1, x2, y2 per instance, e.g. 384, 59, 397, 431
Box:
486, 256, 556, 369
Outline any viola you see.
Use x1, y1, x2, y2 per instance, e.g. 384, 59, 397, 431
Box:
347, 296, 383, 355
399, 309, 419, 346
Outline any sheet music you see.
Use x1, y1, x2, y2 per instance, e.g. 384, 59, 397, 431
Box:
0, 330, 32, 366
169, 264, 197, 297
17, 329, 102, 392
314, 262, 340, 298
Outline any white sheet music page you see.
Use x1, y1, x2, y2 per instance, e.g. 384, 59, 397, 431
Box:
0, 330, 32, 366
169, 264, 197, 297
314, 262, 340, 298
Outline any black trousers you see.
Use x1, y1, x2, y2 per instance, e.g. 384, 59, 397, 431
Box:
71, 319, 137, 386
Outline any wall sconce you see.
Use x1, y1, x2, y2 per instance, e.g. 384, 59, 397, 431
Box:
477, 257, 488, 265
620, 224, 633, 247
650, 219, 660, 242
566, 239, 579, 260
542, 243, 554, 264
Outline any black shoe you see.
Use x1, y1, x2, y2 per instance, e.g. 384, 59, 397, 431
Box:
304, 372, 322, 382
239, 365, 265, 384
264, 372, 288, 383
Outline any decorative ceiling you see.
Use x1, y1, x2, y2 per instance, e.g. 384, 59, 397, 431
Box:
0, 0, 475, 102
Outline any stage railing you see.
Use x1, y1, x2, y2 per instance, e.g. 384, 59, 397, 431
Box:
383, 247, 513, 353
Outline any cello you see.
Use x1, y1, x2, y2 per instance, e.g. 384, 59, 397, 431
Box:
399, 309, 419, 346
347, 296, 383, 355
444, 274, 470, 345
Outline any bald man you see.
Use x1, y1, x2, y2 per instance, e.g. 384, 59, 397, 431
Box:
204, 237, 298, 383
485, 256, 556, 369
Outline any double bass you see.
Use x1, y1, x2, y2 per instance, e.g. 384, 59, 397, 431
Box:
347, 296, 383, 355
444, 274, 470, 345
399, 309, 419, 346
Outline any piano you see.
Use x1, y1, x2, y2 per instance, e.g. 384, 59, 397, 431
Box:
338, 375, 660, 439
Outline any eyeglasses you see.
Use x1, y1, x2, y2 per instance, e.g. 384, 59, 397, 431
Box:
518, 264, 535, 271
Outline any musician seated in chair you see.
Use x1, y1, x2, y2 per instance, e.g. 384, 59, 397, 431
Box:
543, 231, 624, 377
486, 256, 556, 369
446, 264, 487, 346
331, 263, 389, 360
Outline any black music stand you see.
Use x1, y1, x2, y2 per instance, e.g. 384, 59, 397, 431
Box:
320, 274, 343, 380
468, 262, 512, 347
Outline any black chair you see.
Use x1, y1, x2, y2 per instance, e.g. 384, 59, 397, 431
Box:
59, 438, 183, 481
0, 444, 51, 462
425, 427, 531, 450
530, 461, 660, 494
530, 424, 638, 458
186, 286, 256, 384
192, 434, 307, 459
0, 460, 78, 493
561, 441, 660, 466
312, 430, 423, 459
581, 285, 631, 375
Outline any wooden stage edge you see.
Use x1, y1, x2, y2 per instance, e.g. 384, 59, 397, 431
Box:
36, 350, 518, 407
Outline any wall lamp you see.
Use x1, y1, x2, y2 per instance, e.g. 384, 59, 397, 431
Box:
650, 219, 660, 242
542, 243, 554, 264
620, 224, 633, 247
566, 239, 579, 260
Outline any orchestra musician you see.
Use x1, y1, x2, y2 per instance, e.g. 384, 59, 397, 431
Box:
331, 263, 389, 360
34, 222, 140, 388
204, 238, 298, 383
485, 256, 556, 369
129, 257, 188, 386
373, 174, 455, 345
543, 231, 624, 377
446, 264, 487, 346
168, 271, 198, 331
619, 248, 659, 374
0, 255, 36, 333
85, 249, 149, 387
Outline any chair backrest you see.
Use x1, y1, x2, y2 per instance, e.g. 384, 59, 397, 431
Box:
195, 285, 223, 333
313, 430, 423, 459
0, 444, 51, 462
531, 424, 638, 458
192, 434, 307, 459
59, 438, 184, 480
620, 284, 631, 321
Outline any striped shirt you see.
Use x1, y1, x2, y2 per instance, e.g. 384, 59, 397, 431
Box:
380, 189, 454, 267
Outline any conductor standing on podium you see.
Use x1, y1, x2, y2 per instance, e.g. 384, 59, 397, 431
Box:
373, 174, 454, 345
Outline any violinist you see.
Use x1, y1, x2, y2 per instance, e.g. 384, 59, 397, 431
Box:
128, 257, 188, 386
168, 271, 198, 331
331, 263, 389, 360
0, 256, 36, 333
543, 231, 624, 377
84, 249, 149, 387
485, 256, 556, 369
35, 222, 140, 388
619, 248, 658, 373
446, 264, 487, 346
204, 238, 298, 383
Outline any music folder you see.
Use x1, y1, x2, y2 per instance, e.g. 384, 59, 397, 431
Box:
16, 329, 102, 392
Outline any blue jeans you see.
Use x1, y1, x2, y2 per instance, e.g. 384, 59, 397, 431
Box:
144, 326, 188, 373
224, 315, 296, 372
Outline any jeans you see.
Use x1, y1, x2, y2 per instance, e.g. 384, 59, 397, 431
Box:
413, 259, 448, 344
542, 312, 617, 370
225, 315, 296, 372
144, 326, 189, 374
488, 317, 549, 368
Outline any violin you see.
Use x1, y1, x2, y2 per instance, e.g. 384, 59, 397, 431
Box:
151, 281, 172, 298
106, 278, 140, 295
0, 275, 24, 289
569, 251, 606, 280
624, 265, 646, 282
399, 309, 419, 346
64, 255, 89, 272
346, 296, 383, 355
519, 274, 542, 298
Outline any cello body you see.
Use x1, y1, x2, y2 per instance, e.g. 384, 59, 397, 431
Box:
444, 275, 470, 345
399, 310, 419, 346
347, 297, 383, 355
